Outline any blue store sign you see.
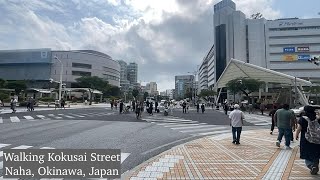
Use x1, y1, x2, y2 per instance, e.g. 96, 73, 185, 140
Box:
298, 55, 311, 61
283, 47, 295, 53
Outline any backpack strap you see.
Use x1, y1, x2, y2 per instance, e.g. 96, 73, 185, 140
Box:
302, 116, 311, 122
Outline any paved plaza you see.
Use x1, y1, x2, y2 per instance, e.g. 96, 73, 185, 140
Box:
124, 129, 319, 180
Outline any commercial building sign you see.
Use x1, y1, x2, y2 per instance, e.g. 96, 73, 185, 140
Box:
278, 21, 303, 27
283, 47, 295, 53
298, 55, 311, 61
282, 55, 297, 61
297, 47, 310, 52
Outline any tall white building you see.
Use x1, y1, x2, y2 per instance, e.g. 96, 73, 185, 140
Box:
213, 0, 320, 83
198, 44, 215, 93
145, 82, 158, 96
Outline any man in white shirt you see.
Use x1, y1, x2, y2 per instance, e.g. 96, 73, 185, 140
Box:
229, 104, 244, 145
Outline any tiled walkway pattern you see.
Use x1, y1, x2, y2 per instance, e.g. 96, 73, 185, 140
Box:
126, 129, 319, 180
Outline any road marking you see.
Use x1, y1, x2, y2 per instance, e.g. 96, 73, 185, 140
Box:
144, 119, 195, 123
155, 123, 181, 126
164, 123, 206, 128
36, 115, 49, 120
0, 143, 10, 149
180, 126, 227, 133
58, 114, 75, 118
0, 117, 2, 123
11, 145, 33, 149
40, 147, 55, 149
69, 114, 85, 118
147, 118, 193, 122
10, 116, 20, 122
48, 114, 62, 119
193, 130, 231, 136
23, 116, 34, 120
171, 125, 218, 130
121, 153, 130, 163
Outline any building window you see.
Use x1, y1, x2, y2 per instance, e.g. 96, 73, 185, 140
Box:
72, 63, 92, 69
72, 71, 91, 76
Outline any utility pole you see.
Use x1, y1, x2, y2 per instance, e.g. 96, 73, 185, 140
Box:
295, 77, 298, 107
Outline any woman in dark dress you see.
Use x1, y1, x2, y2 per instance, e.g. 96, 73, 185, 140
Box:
295, 105, 320, 175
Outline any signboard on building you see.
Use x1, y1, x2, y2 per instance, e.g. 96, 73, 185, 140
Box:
297, 47, 310, 52
298, 55, 311, 61
283, 47, 295, 53
282, 55, 297, 61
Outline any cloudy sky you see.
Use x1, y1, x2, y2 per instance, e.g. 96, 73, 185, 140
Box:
1, 0, 320, 92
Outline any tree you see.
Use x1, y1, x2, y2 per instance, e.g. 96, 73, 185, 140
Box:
251, 12, 263, 19
143, 92, 149, 101
75, 76, 109, 105
132, 89, 139, 99
226, 78, 264, 103
304, 86, 320, 104
199, 89, 216, 102
6, 80, 27, 95
0, 78, 7, 88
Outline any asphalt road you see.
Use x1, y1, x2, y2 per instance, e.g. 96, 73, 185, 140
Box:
0, 106, 268, 179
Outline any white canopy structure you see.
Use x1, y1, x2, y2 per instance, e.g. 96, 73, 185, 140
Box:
214, 58, 312, 105
215, 58, 312, 89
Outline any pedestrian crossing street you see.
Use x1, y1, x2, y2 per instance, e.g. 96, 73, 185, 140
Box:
0, 112, 116, 124
142, 116, 231, 137
219, 110, 272, 126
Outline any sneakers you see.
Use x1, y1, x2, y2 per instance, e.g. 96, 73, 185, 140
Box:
276, 141, 281, 147
311, 166, 319, 175
270, 131, 273, 135
236, 142, 240, 145
285, 146, 292, 150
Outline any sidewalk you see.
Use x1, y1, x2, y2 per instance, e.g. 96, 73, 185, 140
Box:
124, 129, 319, 180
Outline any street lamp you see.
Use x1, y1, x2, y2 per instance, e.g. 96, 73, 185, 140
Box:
54, 56, 63, 102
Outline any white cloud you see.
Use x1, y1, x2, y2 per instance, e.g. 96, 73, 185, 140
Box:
0, 0, 282, 92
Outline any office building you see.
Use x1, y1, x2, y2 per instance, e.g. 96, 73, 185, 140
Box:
198, 44, 215, 93
0, 49, 121, 88
213, 0, 320, 83
127, 62, 138, 84
174, 75, 194, 99
145, 82, 158, 96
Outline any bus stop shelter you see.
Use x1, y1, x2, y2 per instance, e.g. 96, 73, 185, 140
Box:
214, 58, 313, 105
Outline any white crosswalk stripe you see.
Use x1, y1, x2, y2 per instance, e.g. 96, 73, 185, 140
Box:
142, 116, 230, 136
69, 113, 85, 118
0, 117, 2, 124
10, 116, 20, 122
218, 110, 272, 126
58, 114, 75, 118
23, 115, 34, 120
36, 115, 50, 120
48, 114, 62, 119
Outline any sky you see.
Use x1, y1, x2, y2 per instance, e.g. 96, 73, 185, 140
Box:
0, 0, 319, 92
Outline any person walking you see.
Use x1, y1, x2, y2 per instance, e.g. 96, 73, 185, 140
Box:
260, 103, 265, 115
275, 104, 295, 149
149, 102, 154, 115
182, 101, 187, 114
132, 101, 136, 112
201, 103, 205, 113
110, 100, 114, 110
155, 101, 158, 113
115, 101, 118, 110
29, 97, 35, 111
10, 97, 17, 113
135, 101, 141, 119
119, 101, 124, 114
61, 99, 65, 109
196, 103, 200, 113
248, 103, 253, 114
229, 104, 244, 145
295, 105, 320, 175
223, 103, 229, 115
269, 105, 280, 135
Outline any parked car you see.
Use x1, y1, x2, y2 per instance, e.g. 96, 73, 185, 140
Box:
291, 106, 304, 117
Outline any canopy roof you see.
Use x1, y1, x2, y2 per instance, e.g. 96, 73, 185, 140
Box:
215, 59, 313, 89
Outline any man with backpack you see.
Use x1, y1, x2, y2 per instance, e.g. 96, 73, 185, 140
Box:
295, 105, 320, 175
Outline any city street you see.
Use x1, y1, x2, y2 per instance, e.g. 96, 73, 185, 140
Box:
0, 105, 270, 179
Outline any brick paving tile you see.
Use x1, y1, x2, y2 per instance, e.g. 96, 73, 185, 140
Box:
125, 129, 319, 180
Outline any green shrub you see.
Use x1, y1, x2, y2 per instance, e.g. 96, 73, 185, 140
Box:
0, 92, 9, 101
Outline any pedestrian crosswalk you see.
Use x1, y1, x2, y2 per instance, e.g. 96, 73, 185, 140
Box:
0, 112, 116, 124
142, 116, 230, 136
